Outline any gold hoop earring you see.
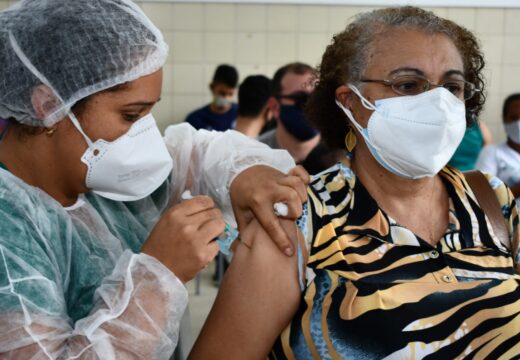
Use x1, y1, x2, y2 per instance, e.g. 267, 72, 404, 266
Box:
345, 127, 357, 152
45, 126, 57, 137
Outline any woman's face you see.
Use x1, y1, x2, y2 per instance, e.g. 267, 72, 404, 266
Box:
54, 69, 163, 194
342, 28, 464, 128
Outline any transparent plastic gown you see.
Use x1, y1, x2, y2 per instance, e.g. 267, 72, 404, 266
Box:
0, 124, 295, 359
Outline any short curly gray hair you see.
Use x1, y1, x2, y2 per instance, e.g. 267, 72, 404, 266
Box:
307, 6, 485, 149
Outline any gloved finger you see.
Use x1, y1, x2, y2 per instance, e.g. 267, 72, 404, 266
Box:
250, 203, 294, 256
189, 208, 224, 231
233, 207, 254, 234
199, 217, 226, 243
267, 185, 304, 220
177, 196, 216, 216
277, 175, 308, 204
205, 241, 220, 265
288, 165, 311, 185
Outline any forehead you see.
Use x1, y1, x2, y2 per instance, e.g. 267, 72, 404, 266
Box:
506, 99, 520, 115
281, 71, 314, 95
213, 83, 235, 93
98, 69, 163, 103
363, 28, 463, 79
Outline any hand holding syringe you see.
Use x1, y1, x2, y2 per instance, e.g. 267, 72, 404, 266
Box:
181, 190, 288, 255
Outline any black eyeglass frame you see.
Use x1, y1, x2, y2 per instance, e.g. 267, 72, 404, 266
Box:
277, 91, 310, 109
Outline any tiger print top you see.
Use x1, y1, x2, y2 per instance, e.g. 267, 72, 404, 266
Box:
270, 160, 520, 359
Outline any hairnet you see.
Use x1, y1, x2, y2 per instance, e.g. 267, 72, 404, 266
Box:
0, 0, 168, 127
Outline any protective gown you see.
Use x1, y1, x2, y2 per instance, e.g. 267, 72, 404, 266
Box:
0, 123, 295, 359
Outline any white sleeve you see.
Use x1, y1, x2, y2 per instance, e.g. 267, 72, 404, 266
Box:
475, 145, 499, 175
0, 249, 188, 359
163, 123, 295, 217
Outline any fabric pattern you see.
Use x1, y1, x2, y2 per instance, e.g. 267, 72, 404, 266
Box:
271, 159, 520, 359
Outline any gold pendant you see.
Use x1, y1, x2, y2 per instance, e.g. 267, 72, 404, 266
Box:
345, 128, 357, 152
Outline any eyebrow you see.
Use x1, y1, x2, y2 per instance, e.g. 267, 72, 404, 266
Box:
388, 67, 465, 78
389, 67, 425, 76
123, 98, 161, 107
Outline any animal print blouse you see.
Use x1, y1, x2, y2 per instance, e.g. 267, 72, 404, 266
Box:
270, 160, 520, 359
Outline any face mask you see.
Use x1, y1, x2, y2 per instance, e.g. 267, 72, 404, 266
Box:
214, 96, 232, 108
279, 105, 319, 141
505, 120, 520, 144
336, 86, 466, 179
69, 112, 173, 201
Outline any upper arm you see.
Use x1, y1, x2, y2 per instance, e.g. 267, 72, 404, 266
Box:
485, 173, 520, 272
479, 121, 493, 146
189, 218, 301, 360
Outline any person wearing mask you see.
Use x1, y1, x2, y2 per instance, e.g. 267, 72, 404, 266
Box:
185, 64, 238, 131
477, 93, 520, 199
448, 120, 493, 171
190, 6, 520, 359
234, 75, 275, 138
0, 1, 309, 358
258, 63, 320, 163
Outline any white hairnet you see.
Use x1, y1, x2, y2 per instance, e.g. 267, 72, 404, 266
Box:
0, 0, 168, 127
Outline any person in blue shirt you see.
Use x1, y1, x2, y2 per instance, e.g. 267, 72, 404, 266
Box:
185, 64, 239, 131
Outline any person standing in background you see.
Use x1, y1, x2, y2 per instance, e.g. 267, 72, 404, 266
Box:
448, 120, 493, 171
234, 75, 275, 138
477, 93, 520, 199
185, 64, 238, 131
258, 62, 320, 163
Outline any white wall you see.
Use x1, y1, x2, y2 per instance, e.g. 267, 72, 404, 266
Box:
1, 1, 519, 142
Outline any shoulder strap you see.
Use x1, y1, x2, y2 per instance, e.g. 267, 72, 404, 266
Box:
464, 170, 510, 250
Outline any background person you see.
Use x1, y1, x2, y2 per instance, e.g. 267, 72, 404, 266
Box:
0, 1, 307, 358
258, 62, 320, 163
190, 6, 520, 359
448, 120, 493, 171
234, 75, 275, 138
185, 64, 238, 131
477, 93, 520, 199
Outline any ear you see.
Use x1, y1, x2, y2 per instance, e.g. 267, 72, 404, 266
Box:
335, 85, 354, 111
31, 85, 59, 120
267, 96, 280, 119
209, 83, 215, 93
263, 105, 274, 123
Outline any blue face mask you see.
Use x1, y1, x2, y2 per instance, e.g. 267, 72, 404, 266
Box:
279, 105, 319, 141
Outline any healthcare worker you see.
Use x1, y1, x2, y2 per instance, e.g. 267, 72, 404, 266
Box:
0, 1, 307, 358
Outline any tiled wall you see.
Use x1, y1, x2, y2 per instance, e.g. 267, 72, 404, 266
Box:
1, 1, 520, 142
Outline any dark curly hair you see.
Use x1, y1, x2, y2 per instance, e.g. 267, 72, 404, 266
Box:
306, 6, 486, 149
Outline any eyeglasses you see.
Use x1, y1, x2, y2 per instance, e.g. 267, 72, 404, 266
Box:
278, 91, 310, 109
360, 75, 480, 100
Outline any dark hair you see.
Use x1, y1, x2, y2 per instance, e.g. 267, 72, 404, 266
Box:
306, 6, 486, 149
212, 64, 239, 88
238, 75, 272, 118
272, 62, 314, 97
503, 93, 520, 119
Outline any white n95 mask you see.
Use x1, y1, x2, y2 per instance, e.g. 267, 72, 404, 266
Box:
69, 112, 173, 201
504, 120, 520, 144
336, 86, 466, 179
